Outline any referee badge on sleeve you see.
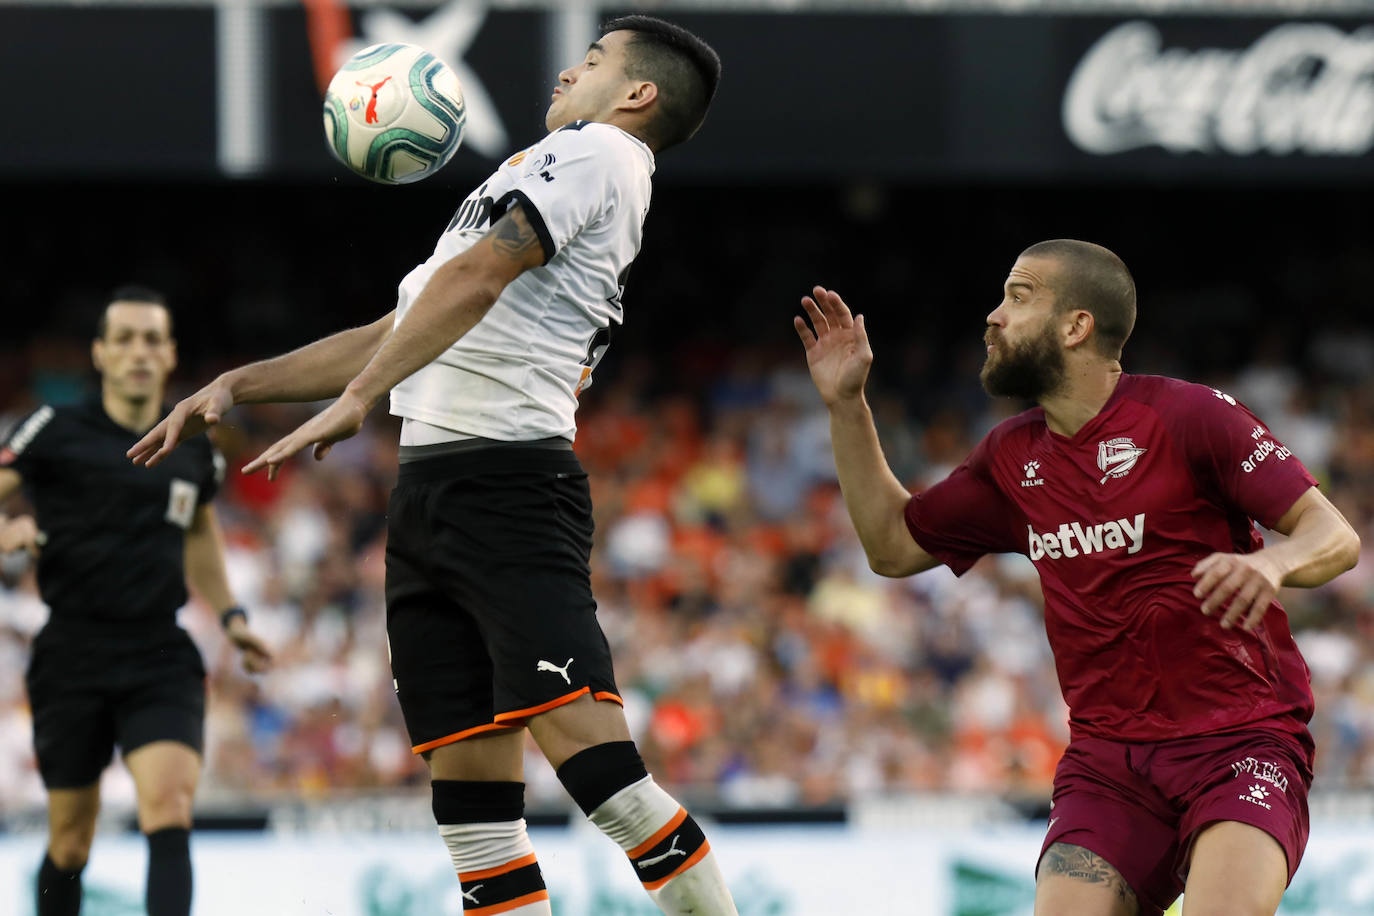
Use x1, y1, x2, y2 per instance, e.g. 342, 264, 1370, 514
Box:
166, 479, 199, 529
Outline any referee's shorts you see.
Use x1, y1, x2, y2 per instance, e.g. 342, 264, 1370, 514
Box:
26, 620, 206, 788
385, 440, 622, 754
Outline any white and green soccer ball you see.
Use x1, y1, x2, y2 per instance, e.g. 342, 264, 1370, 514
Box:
323, 43, 466, 184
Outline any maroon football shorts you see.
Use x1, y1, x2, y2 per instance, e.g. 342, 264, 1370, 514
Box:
1037, 727, 1314, 916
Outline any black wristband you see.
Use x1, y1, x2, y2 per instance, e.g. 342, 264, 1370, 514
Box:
220, 606, 248, 630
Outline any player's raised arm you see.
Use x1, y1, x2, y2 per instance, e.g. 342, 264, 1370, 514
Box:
241, 203, 546, 479
128, 308, 397, 467
796, 286, 939, 577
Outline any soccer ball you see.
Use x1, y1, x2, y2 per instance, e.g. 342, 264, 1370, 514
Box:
322, 43, 466, 185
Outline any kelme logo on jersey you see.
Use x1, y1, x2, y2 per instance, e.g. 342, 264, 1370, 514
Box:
1027, 513, 1145, 560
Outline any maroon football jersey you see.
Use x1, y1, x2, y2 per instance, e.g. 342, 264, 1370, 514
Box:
904, 374, 1318, 742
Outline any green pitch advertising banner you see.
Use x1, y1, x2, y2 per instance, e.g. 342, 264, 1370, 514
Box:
2, 824, 1373, 915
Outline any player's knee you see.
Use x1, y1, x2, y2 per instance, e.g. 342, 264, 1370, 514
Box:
47, 830, 94, 870
137, 782, 195, 829
48, 800, 98, 868
555, 740, 649, 817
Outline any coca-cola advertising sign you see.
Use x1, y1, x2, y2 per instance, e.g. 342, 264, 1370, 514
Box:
1064, 20, 1374, 156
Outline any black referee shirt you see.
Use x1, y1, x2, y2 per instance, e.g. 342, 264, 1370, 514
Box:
1, 398, 222, 625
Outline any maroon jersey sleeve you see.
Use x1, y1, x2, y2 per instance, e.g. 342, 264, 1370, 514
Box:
903, 434, 1024, 576
1172, 385, 1318, 529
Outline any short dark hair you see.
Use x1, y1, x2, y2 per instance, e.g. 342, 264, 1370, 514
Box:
602, 15, 720, 151
98, 285, 172, 339
1020, 239, 1136, 360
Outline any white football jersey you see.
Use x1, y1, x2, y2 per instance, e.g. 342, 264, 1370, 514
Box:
389, 121, 654, 442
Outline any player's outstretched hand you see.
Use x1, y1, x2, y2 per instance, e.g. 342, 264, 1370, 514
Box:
794, 286, 874, 407
225, 618, 273, 674
241, 391, 369, 481
128, 376, 236, 468
0, 515, 43, 555
1191, 551, 1283, 632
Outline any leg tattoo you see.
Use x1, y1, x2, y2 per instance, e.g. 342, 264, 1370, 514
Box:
1039, 843, 1139, 915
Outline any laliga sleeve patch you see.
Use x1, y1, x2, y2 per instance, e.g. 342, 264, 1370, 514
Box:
166, 479, 199, 529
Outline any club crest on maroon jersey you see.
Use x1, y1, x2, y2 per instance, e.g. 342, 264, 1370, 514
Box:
1097, 436, 1147, 484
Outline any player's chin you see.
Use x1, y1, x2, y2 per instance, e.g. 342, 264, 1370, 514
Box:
120, 379, 158, 400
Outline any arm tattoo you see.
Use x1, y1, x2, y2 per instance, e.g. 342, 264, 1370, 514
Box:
1039, 843, 1139, 915
490, 206, 543, 261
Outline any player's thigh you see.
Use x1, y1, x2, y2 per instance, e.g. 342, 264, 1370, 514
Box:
1042, 737, 1181, 914
26, 637, 117, 791
1181, 821, 1287, 916
45, 783, 101, 866
116, 628, 206, 763
425, 729, 526, 782
386, 503, 505, 753
124, 740, 202, 831
1036, 843, 1140, 916
527, 692, 632, 770
1167, 729, 1310, 904
439, 466, 621, 720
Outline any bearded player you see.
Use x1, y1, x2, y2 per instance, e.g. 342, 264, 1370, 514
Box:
129, 16, 736, 916
795, 239, 1359, 916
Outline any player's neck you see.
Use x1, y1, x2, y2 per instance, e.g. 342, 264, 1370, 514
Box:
101, 388, 161, 434
1039, 364, 1122, 438
596, 113, 655, 151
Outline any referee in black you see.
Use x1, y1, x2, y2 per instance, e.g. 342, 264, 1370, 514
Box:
0, 287, 271, 916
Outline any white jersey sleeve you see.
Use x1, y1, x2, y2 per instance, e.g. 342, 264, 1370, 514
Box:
389, 121, 655, 442
495, 122, 638, 264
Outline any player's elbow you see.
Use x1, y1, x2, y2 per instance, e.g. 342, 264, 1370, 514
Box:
468, 277, 507, 311
868, 558, 910, 578
1336, 526, 1361, 573
1324, 504, 1363, 575
866, 547, 922, 578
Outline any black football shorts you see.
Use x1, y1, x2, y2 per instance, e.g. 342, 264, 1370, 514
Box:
385, 442, 622, 754
26, 621, 206, 788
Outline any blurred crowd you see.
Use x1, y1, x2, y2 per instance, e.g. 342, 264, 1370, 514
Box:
1, 323, 1372, 816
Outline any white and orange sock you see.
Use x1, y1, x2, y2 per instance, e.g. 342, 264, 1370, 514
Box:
558, 741, 737, 915
432, 780, 551, 916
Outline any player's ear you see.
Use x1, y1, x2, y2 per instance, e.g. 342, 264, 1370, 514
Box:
1065, 309, 1095, 350
166, 338, 178, 374
620, 80, 658, 114
91, 337, 105, 372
